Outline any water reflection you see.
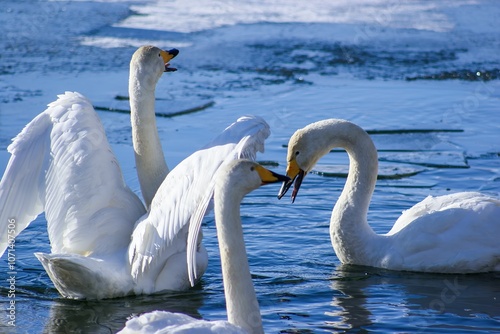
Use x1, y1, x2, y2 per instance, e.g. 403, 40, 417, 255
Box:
326, 266, 373, 331
327, 265, 500, 332
43, 288, 207, 333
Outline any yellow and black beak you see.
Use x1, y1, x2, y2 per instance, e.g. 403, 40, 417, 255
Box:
255, 165, 290, 185
160, 48, 179, 72
277, 159, 305, 203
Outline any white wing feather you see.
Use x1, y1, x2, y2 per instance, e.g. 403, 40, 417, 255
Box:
0, 92, 145, 258
0, 112, 50, 256
388, 192, 499, 235
128, 116, 270, 286
385, 192, 500, 272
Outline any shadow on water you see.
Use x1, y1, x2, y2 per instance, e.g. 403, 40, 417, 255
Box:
326, 265, 500, 332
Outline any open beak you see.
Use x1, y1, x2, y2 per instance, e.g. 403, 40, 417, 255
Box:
161, 48, 179, 72
277, 159, 305, 203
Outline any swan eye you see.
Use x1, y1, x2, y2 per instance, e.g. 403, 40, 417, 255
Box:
158, 53, 161, 57
250, 166, 255, 171
295, 151, 300, 156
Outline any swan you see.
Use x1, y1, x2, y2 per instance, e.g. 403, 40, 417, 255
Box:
119, 160, 289, 334
0, 45, 271, 299
278, 119, 500, 273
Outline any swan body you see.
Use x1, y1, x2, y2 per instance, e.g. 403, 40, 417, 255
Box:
118, 311, 247, 334
0, 46, 271, 299
119, 160, 289, 334
279, 119, 500, 273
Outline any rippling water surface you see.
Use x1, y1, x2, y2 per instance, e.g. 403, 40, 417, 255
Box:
0, 0, 499, 333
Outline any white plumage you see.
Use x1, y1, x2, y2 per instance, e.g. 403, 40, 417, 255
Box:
279, 119, 500, 273
119, 160, 288, 334
119, 311, 247, 334
0, 46, 270, 299
128, 115, 270, 294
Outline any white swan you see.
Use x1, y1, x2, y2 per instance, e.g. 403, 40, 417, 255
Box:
0, 45, 271, 299
119, 160, 289, 334
278, 119, 500, 273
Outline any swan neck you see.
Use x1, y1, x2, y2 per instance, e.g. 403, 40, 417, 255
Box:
215, 186, 263, 334
129, 70, 168, 209
324, 121, 379, 263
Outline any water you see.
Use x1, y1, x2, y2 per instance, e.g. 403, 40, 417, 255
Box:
0, 0, 499, 332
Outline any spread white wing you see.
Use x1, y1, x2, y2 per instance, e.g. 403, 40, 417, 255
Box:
0, 92, 146, 258
128, 116, 270, 286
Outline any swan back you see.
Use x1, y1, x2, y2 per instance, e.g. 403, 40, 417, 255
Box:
118, 310, 247, 334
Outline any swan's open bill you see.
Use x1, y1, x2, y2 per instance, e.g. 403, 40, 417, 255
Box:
162, 48, 179, 72
277, 159, 304, 203
277, 177, 292, 200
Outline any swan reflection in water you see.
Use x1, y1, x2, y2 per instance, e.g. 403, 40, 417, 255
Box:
43, 288, 206, 333
326, 265, 500, 332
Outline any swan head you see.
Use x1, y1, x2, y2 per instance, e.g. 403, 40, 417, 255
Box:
217, 160, 290, 197
278, 121, 335, 202
130, 46, 179, 89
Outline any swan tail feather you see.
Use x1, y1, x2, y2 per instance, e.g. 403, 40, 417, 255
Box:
35, 252, 133, 299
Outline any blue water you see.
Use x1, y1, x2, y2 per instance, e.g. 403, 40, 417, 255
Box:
0, 0, 499, 333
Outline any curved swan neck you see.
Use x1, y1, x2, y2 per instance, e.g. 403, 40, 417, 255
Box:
214, 183, 263, 334
317, 120, 379, 263
129, 68, 168, 209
